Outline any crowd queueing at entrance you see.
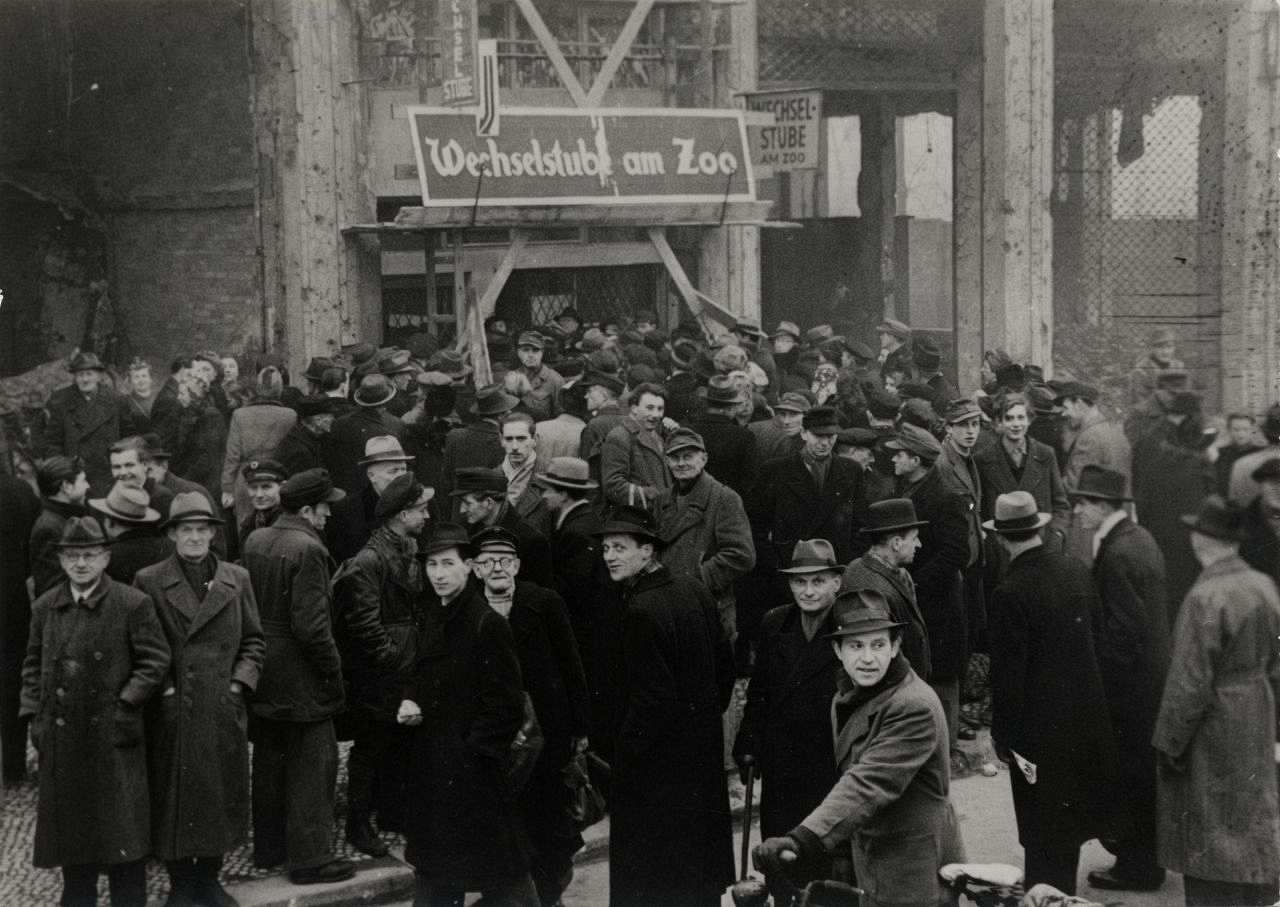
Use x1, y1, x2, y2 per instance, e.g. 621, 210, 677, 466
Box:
0, 308, 1278, 907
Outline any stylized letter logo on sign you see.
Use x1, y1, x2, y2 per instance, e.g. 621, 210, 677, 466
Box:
745, 90, 821, 172
407, 107, 756, 207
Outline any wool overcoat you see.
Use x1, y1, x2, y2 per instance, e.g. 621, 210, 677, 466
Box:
989, 546, 1117, 853
20, 576, 170, 867
600, 416, 672, 512
272, 423, 326, 478
133, 554, 265, 859
40, 385, 144, 493
689, 412, 759, 500
974, 437, 1070, 546
842, 554, 931, 680
403, 584, 531, 890
609, 565, 734, 907
901, 470, 969, 681
438, 418, 504, 504
749, 452, 869, 567
1153, 554, 1280, 884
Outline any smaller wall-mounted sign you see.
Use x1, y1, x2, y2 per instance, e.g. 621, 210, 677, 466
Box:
438, 0, 479, 108
745, 89, 822, 172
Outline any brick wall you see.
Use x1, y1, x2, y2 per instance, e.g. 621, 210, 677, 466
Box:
111, 206, 261, 370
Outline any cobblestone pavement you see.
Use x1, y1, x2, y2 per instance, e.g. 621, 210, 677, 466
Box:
0, 740, 394, 906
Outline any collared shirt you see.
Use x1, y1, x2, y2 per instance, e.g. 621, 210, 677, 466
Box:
1092, 509, 1128, 558
1001, 433, 1028, 470
502, 453, 538, 507
72, 580, 102, 605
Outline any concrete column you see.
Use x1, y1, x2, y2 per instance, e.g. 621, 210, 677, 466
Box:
954, 56, 984, 388
698, 0, 761, 324
1219, 0, 1280, 411
251, 0, 377, 377
980, 0, 1054, 369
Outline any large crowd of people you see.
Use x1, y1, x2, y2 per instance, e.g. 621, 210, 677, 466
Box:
1, 309, 1278, 907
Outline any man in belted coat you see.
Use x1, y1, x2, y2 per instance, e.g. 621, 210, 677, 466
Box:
134, 492, 265, 905
331, 473, 430, 858
1154, 496, 1280, 907
21, 516, 170, 906
242, 468, 354, 885
1070, 465, 1169, 892
987, 491, 1117, 895
658, 428, 755, 645
39, 352, 145, 495
734, 539, 844, 900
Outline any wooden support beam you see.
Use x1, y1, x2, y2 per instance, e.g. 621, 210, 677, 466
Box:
510, 0, 590, 107
453, 229, 528, 360
647, 227, 736, 329
585, 0, 658, 107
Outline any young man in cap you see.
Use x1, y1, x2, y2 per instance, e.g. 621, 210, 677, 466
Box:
576, 371, 627, 491
885, 423, 970, 744
332, 473, 430, 858
29, 456, 90, 597
688, 375, 759, 500
749, 392, 809, 463
242, 468, 354, 885
469, 526, 589, 906
843, 498, 932, 679
1154, 496, 1280, 907
89, 483, 169, 583
397, 523, 538, 907
329, 375, 405, 493
273, 395, 340, 478
512, 331, 564, 421
134, 493, 265, 906
734, 539, 845, 900
986, 491, 1116, 895
600, 382, 672, 512
659, 427, 755, 646
1070, 466, 1170, 892
452, 466, 555, 589
1240, 456, 1280, 590
500, 411, 553, 536
1212, 412, 1265, 499
753, 588, 952, 907
600, 506, 734, 907
326, 435, 415, 564
21, 516, 170, 907
39, 351, 145, 495
438, 384, 517, 505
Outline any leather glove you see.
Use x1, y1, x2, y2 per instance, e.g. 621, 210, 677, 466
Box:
112, 701, 144, 748
753, 835, 799, 879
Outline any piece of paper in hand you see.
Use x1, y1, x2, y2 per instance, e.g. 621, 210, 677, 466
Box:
1011, 750, 1037, 785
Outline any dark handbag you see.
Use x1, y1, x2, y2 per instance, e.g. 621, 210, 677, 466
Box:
504, 692, 543, 794
564, 750, 607, 830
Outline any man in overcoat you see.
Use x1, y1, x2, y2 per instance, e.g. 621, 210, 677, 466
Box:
533, 457, 603, 649
1068, 465, 1169, 891
21, 516, 170, 906
601, 506, 734, 907
754, 590, 953, 907
934, 397, 986, 658
975, 393, 1070, 551
576, 371, 627, 492
1154, 495, 1280, 907
325, 435, 414, 564
397, 522, 538, 906
437, 384, 517, 507
987, 491, 1117, 895
134, 492, 265, 905
734, 538, 844, 899
39, 352, 144, 494
331, 473, 430, 857
470, 526, 591, 906
688, 375, 759, 499
242, 468, 354, 885
600, 382, 672, 512
29, 455, 90, 597
658, 427, 756, 645
272, 395, 341, 478
328, 376, 405, 493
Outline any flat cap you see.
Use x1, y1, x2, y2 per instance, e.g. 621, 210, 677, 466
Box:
242, 458, 288, 483
836, 428, 880, 449
375, 473, 433, 521
449, 467, 508, 498
943, 396, 982, 424
885, 423, 942, 462
517, 331, 546, 350
875, 319, 912, 341
774, 392, 812, 414
665, 427, 706, 455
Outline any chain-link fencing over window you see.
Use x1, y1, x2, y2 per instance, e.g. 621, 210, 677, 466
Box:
497, 265, 662, 329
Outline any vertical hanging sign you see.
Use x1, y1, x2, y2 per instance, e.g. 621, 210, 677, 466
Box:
475, 38, 500, 137
439, 0, 479, 107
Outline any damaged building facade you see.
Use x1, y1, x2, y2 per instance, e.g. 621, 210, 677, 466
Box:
0, 0, 1276, 412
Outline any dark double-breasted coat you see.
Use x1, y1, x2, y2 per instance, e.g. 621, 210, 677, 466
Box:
689, 412, 759, 500
610, 565, 734, 907
901, 471, 970, 682
733, 604, 841, 838
133, 555, 265, 859
989, 546, 1117, 854
749, 452, 869, 568
403, 584, 531, 890
974, 437, 1070, 547
40, 385, 145, 494
20, 576, 170, 867
242, 514, 345, 722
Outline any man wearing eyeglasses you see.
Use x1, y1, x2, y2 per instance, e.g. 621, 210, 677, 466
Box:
471, 526, 589, 906
332, 473, 432, 859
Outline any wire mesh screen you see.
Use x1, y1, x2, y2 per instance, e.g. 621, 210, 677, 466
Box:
496, 265, 661, 329
1052, 90, 1221, 411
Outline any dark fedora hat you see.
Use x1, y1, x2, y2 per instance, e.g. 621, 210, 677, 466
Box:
836, 427, 879, 450
705, 375, 746, 406
532, 457, 599, 492
354, 374, 397, 408
422, 521, 474, 557
54, 516, 114, 549
296, 394, 343, 418
913, 337, 942, 371
470, 384, 519, 417
449, 467, 508, 498
579, 370, 625, 397
68, 351, 108, 373
302, 356, 335, 383
594, 505, 665, 547
1069, 465, 1132, 502
1180, 494, 1245, 542
867, 388, 901, 420
860, 498, 929, 535
779, 538, 840, 574
982, 490, 1052, 534
826, 588, 905, 639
